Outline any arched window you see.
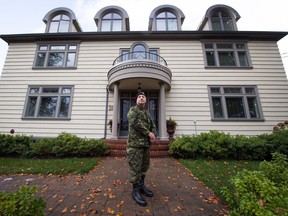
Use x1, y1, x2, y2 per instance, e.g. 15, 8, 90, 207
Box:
101, 12, 122, 31
149, 5, 185, 31
211, 11, 234, 31
48, 14, 71, 33
94, 6, 130, 32
132, 44, 146, 59
156, 11, 178, 31
43, 8, 82, 33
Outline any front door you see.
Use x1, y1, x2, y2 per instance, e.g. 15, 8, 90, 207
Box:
119, 91, 158, 136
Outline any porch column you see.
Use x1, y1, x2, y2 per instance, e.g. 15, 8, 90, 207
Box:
159, 82, 168, 140
111, 82, 119, 139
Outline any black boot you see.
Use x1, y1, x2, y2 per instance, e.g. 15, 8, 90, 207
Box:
140, 175, 154, 197
132, 183, 147, 206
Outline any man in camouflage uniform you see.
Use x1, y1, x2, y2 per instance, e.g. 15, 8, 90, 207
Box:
127, 91, 157, 206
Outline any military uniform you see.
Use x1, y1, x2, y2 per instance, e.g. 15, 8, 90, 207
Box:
127, 104, 157, 184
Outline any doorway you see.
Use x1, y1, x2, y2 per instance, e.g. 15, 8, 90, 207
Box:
119, 91, 159, 136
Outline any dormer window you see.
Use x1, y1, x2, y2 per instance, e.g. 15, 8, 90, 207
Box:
48, 14, 71, 33
198, 4, 240, 31
156, 11, 178, 31
211, 11, 234, 31
149, 5, 185, 31
94, 6, 130, 32
101, 12, 122, 31
43, 7, 82, 33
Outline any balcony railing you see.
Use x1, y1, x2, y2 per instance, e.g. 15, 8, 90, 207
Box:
112, 51, 168, 66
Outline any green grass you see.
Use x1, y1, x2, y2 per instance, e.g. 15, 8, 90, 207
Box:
0, 157, 100, 175
180, 158, 261, 199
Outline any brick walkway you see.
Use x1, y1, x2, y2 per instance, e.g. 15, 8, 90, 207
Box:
0, 157, 229, 215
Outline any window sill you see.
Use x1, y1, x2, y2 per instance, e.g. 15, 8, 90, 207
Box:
32, 67, 77, 70
211, 118, 265, 122
22, 117, 71, 121
205, 66, 253, 70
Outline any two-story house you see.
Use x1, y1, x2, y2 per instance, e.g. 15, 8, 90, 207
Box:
0, 4, 287, 142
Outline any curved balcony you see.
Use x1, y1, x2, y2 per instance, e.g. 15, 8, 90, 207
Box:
108, 52, 172, 90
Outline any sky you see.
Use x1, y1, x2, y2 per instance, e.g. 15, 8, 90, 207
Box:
0, 0, 288, 76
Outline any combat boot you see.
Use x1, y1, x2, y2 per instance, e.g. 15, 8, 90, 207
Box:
140, 175, 154, 197
132, 183, 147, 206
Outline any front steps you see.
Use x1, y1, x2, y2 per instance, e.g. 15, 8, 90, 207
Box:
105, 138, 171, 158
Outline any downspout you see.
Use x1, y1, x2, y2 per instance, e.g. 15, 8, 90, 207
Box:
103, 85, 109, 139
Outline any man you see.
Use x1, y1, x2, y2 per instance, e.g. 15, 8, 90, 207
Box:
127, 91, 157, 206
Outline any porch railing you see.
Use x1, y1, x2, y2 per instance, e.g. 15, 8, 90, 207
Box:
112, 51, 168, 66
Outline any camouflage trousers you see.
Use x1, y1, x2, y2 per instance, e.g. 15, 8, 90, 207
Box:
126, 146, 150, 184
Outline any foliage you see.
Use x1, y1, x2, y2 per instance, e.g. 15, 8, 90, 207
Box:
0, 134, 32, 156
221, 153, 288, 216
166, 116, 177, 127
169, 130, 288, 160
0, 185, 46, 216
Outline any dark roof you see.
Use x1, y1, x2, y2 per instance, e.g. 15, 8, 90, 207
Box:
1, 31, 287, 44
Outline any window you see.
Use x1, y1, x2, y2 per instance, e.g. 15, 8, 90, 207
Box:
119, 43, 159, 62
211, 11, 234, 31
48, 14, 71, 33
34, 44, 79, 68
208, 86, 263, 120
156, 11, 178, 31
204, 43, 250, 67
101, 12, 122, 31
23, 86, 73, 119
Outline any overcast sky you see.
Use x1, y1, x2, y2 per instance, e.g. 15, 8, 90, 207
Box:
0, 0, 287, 75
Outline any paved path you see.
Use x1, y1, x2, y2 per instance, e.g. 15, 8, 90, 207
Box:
0, 157, 228, 215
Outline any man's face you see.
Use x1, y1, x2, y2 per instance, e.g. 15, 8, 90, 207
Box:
136, 94, 146, 107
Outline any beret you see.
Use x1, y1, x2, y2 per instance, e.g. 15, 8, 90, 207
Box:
136, 91, 146, 98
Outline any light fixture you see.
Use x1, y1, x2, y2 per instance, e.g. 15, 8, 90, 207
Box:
137, 83, 142, 93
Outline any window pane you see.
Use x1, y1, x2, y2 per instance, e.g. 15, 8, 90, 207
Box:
112, 20, 122, 31
59, 20, 70, 32
167, 19, 178, 30
25, 97, 37, 117
103, 13, 112, 19
101, 20, 111, 31
211, 87, 220, 94
121, 50, 129, 61
50, 45, 66, 50
62, 88, 71, 94
206, 51, 215, 66
52, 15, 61, 20
245, 87, 255, 94
219, 51, 236, 66
223, 18, 234, 30
224, 88, 241, 94
149, 50, 158, 62
113, 13, 121, 19
59, 96, 70, 117
42, 88, 59, 93
204, 44, 213, 49
157, 12, 165, 18
35, 53, 46, 66
212, 97, 223, 118
236, 44, 245, 49
38, 96, 58, 117
39, 46, 47, 51
49, 22, 59, 33
247, 97, 260, 118
30, 88, 39, 94
48, 53, 64, 67
66, 53, 76, 67
156, 20, 166, 30
217, 44, 233, 49
226, 97, 245, 118
61, 15, 70, 20
238, 52, 249, 66
212, 20, 221, 30
69, 45, 77, 50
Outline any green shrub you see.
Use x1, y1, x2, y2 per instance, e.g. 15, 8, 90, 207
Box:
30, 137, 56, 157
222, 153, 288, 216
0, 185, 46, 216
168, 135, 199, 158
0, 134, 32, 156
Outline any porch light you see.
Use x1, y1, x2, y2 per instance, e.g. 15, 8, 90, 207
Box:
138, 83, 142, 93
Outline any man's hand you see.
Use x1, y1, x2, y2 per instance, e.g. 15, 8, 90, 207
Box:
149, 132, 156, 143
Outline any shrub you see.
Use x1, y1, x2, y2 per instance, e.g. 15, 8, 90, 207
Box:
168, 135, 199, 158
0, 134, 32, 156
221, 153, 288, 216
0, 185, 46, 216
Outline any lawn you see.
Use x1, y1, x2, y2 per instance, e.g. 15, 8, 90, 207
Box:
0, 157, 100, 175
180, 158, 261, 199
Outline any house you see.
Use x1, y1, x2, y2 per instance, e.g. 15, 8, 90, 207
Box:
0, 4, 288, 142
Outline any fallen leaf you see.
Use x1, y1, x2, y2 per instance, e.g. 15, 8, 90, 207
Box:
62, 207, 68, 213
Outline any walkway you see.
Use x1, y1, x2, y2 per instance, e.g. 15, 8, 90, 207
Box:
0, 157, 229, 215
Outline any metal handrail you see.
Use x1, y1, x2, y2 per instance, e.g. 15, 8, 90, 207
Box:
112, 51, 168, 66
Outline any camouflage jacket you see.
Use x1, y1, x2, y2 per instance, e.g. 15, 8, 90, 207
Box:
127, 105, 157, 148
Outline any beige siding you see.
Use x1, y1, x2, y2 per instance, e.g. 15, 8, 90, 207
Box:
0, 40, 288, 138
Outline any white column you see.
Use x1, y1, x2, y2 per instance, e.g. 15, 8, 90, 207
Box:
159, 82, 168, 140
111, 83, 119, 139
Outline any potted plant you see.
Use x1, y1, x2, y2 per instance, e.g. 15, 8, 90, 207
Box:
108, 119, 113, 132
166, 117, 177, 140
